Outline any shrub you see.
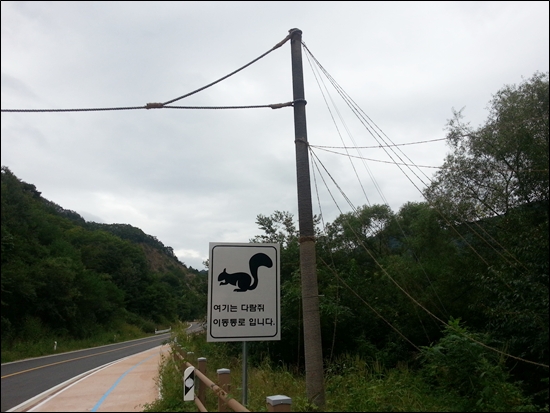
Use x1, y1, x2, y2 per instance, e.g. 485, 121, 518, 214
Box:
419, 318, 537, 412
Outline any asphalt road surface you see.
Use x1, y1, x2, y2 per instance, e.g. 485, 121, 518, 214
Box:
185, 321, 205, 335
1, 334, 170, 412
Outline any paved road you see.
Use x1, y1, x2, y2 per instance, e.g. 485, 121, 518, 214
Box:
25, 345, 169, 412
186, 321, 205, 335
1, 334, 170, 412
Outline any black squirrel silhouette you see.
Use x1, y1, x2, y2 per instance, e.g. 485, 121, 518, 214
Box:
217, 252, 273, 292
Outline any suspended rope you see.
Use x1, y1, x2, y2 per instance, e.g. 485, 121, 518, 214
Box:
304, 42, 546, 366
162, 101, 294, 110
1, 33, 293, 113
304, 44, 372, 206
311, 146, 443, 169
311, 146, 549, 369
1, 106, 145, 113
313, 137, 447, 149
302, 41, 530, 280
1, 101, 295, 113
162, 32, 292, 105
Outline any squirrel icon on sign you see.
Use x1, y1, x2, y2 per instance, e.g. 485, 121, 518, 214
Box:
218, 253, 273, 292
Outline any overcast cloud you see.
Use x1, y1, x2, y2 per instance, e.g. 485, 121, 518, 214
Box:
2, 1, 549, 270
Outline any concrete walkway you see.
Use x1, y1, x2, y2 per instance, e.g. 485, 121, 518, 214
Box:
25, 345, 168, 412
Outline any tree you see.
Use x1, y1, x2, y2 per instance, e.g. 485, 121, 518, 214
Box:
423, 72, 549, 403
425, 71, 549, 222
1, 166, 192, 344
322, 204, 395, 259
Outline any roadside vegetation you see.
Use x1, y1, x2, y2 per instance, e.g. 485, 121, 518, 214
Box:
1, 318, 153, 363
144, 323, 539, 412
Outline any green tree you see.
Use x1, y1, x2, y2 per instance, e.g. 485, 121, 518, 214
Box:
424, 72, 549, 405
1, 166, 189, 344
425, 71, 549, 221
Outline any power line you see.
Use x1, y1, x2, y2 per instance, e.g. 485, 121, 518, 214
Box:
303, 42, 504, 275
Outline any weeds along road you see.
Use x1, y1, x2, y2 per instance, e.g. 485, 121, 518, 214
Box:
1, 334, 170, 412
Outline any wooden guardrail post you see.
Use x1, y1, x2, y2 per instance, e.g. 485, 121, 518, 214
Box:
217, 368, 231, 412
172, 345, 249, 412
198, 357, 207, 406
266, 395, 292, 412
175, 345, 186, 371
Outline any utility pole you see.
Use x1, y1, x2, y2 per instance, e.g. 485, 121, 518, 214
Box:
289, 28, 326, 410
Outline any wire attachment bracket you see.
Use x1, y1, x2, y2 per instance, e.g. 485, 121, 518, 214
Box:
145, 102, 164, 109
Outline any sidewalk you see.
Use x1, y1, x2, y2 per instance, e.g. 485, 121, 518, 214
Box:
25, 344, 168, 412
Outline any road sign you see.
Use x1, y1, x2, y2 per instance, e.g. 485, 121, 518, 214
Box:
207, 243, 280, 342
183, 366, 195, 401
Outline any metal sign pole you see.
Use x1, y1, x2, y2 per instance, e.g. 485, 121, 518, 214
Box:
242, 341, 248, 406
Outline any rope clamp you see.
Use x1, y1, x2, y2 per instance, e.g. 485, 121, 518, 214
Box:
299, 235, 316, 243
145, 102, 164, 109
270, 101, 293, 109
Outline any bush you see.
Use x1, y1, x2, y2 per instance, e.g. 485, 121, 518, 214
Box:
419, 318, 537, 412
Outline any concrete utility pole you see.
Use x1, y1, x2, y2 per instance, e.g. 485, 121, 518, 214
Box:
289, 28, 326, 409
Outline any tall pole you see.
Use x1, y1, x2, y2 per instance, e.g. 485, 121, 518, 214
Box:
289, 28, 326, 410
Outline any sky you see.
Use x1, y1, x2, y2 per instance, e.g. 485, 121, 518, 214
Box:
2, 1, 549, 271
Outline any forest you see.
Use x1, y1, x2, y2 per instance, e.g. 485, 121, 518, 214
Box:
1, 72, 548, 410
1, 166, 207, 346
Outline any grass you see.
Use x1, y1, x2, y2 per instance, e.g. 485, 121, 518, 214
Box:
1, 322, 153, 363
143, 325, 470, 412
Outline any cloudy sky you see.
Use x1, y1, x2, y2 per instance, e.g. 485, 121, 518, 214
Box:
2, 1, 548, 270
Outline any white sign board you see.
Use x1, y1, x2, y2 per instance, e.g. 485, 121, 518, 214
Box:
207, 242, 280, 342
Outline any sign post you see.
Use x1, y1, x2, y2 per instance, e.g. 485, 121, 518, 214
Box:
208, 242, 280, 405
243, 341, 248, 405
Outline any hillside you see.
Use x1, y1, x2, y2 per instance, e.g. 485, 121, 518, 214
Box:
1, 166, 207, 344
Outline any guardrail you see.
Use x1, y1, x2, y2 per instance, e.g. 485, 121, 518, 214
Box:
155, 326, 172, 334
172, 343, 291, 412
